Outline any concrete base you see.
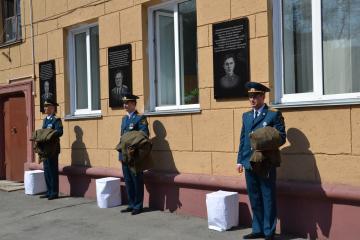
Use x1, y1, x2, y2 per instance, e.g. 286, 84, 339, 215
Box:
278, 195, 360, 239
27, 163, 360, 239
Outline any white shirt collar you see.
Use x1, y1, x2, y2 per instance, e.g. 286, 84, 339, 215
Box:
253, 104, 265, 117
127, 111, 135, 118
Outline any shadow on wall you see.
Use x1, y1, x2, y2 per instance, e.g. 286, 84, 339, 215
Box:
278, 128, 332, 239
63, 126, 92, 197
145, 120, 182, 212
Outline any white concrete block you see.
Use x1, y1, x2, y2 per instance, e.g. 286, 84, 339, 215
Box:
24, 170, 47, 195
96, 177, 122, 208
206, 190, 239, 231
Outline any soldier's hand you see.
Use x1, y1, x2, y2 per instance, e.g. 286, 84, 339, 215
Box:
236, 164, 243, 173
127, 146, 135, 157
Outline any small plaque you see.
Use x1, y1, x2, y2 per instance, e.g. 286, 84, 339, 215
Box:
39, 60, 56, 112
108, 44, 132, 108
213, 18, 250, 99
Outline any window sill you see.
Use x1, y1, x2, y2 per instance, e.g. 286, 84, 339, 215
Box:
144, 108, 201, 116
271, 98, 360, 109
0, 39, 22, 48
64, 113, 102, 121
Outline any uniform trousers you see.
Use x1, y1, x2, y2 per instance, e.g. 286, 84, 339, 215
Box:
122, 164, 144, 210
43, 155, 59, 197
245, 167, 277, 236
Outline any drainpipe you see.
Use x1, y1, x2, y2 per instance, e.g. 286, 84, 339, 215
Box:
29, 0, 36, 96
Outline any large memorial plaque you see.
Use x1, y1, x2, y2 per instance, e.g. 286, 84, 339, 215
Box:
213, 18, 250, 99
108, 44, 132, 108
39, 60, 56, 112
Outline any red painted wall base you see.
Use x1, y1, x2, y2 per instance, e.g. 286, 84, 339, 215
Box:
27, 163, 360, 240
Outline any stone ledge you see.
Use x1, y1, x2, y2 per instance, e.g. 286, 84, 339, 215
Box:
26, 162, 360, 202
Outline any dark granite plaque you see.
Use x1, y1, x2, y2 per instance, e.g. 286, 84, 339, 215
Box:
108, 44, 132, 108
213, 18, 250, 99
39, 60, 56, 112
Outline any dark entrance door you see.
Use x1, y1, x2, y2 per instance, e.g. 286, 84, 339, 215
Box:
2, 94, 27, 181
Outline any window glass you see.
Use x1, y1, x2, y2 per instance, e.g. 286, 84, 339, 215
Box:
75, 32, 88, 109
90, 26, 100, 110
2, 0, 21, 43
322, 0, 360, 94
156, 12, 176, 106
178, 0, 198, 104
274, 0, 360, 104
16, 0, 21, 40
4, 0, 15, 18
282, 0, 313, 94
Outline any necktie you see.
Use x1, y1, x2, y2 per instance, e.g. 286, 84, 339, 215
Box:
254, 111, 258, 119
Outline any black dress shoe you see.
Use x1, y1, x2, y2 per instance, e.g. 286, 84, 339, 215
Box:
120, 207, 133, 213
265, 235, 274, 240
243, 232, 265, 239
39, 195, 49, 199
47, 195, 58, 200
131, 209, 142, 215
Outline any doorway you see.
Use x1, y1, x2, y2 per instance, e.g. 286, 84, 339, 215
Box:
0, 93, 27, 181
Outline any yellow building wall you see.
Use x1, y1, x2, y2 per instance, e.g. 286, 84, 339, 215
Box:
0, 1, 33, 84
1, 0, 359, 187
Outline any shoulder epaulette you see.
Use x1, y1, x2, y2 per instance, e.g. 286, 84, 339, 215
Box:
268, 107, 279, 112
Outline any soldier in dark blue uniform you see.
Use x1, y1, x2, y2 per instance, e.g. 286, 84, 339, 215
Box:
119, 94, 149, 215
237, 82, 286, 240
40, 98, 63, 200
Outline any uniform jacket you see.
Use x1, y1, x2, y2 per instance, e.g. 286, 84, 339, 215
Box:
42, 92, 54, 102
111, 85, 129, 105
120, 111, 149, 136
31, 128, 59, 162
42, 115, 63, 155
32, 128, 58, 143
220, 74, 240, 88
249, 126, 284, 177
117, 131, 152, 173
119, 111, 149, 161
237, 104, 286, 170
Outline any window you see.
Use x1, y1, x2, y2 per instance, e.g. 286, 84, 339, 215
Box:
273, 0, 360, 105
0, 0, 22, 44
68, 24, 100, 115
148, 0, 199, 112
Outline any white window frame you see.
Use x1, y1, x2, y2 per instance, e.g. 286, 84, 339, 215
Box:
148, 0, 200, 113
68, 23, 101, 116
272, 0, 360, 106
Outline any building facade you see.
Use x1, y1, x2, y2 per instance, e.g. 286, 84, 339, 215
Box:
0, 0, 359, 239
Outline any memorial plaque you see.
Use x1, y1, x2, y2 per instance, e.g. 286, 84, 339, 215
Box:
212, 18, 250, 99
39, 60, 56, 112
108, 44, 132, 108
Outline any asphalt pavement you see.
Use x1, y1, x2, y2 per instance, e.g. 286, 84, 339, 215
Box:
0, 190, 305, 240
